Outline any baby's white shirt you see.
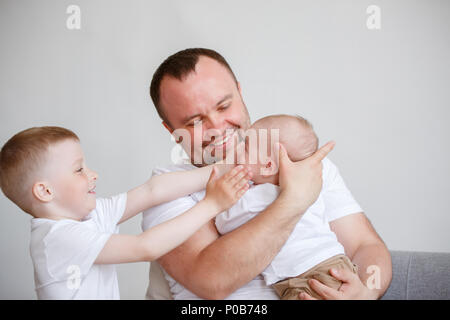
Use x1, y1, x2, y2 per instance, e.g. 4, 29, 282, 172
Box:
214, 158, 363, 285
30, 193, 127, 299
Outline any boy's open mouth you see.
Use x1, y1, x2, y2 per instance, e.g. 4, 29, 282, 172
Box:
88, 186, 96, 194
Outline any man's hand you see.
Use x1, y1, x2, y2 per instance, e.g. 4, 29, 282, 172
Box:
276, 141, 335, 212
299, 268, 378, 300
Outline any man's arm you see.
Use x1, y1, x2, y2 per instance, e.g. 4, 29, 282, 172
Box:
330, 213, 392, 298
158, 142, 336, 299
301, 213, 392, 300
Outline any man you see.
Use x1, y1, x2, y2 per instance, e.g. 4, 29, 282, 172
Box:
142, 48, 392, 299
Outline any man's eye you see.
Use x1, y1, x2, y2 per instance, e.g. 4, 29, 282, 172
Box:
187, 119, 202, 127
219, 104, 230, 111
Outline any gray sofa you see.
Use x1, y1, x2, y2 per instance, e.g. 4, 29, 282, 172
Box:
381, 251, 450, 299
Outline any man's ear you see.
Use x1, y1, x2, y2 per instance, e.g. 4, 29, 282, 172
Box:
162, 121, 183, 143
162, 121, 174, 134
32, 182, 54, 203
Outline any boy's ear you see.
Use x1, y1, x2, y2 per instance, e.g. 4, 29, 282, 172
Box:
32, 182, 54, 203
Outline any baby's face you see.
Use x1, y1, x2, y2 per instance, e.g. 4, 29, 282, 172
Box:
242, 126, 280, 185
43, 139, 98, 219
242, 117, 317, 185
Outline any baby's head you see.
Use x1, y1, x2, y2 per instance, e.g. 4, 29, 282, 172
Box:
243, 114, 318, 185
0, 126, 98, 220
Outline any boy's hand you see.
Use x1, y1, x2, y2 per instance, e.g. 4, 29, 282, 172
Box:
204, 165, 252, 213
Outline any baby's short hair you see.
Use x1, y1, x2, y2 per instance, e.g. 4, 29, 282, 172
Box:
0, 126, 79, 214
252, 114, 319, 161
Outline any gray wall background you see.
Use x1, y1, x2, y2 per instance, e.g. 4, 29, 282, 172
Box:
0, 0, 449, 299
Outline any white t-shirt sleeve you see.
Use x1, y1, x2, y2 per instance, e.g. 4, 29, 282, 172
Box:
321, 158, 363, 222
43, 222, 111, 281
90, 193, 127, 233
43, 193, 127, 281
141, 166, 198, 231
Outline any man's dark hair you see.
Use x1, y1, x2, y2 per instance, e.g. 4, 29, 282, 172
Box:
150, 48, 238, 127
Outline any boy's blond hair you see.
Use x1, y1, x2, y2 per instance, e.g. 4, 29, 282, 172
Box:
0, 126, 79, 214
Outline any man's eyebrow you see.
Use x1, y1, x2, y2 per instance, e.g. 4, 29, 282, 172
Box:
183, 113, 202, 124
182, 94, 233, 124
216, 94, 233, 107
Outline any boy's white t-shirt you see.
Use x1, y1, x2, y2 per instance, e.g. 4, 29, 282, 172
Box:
142, 157, 363, 299
30, 193, 127, 300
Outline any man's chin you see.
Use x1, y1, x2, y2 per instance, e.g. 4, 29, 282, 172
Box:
202, 145, 233, 164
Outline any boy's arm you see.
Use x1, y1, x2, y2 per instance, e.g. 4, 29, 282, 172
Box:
96, 199, 218, 264
119, 163, 233, 224
95, 165, 250, 264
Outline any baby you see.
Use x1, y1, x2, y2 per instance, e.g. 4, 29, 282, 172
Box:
0, 126, 251, 299
215, 114, 360, 300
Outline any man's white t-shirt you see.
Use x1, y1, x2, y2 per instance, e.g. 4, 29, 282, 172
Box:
142, 158, 362, 299
30, 193, 127, 299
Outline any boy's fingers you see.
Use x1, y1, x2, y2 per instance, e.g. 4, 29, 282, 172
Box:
227, 166, 247, 184
310, 141, 335, 163
236, 184, 249, 197
234, 177, 249, 189
224, 165, 244, 180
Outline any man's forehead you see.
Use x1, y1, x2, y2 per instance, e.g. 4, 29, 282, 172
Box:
160, 78, 235, 125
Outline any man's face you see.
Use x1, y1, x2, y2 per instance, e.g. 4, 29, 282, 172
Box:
159, 56, 251, 166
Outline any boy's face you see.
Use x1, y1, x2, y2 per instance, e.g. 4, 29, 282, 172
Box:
45, 139, 98, 219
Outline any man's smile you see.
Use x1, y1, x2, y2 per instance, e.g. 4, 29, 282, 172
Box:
208, 128, 238, 148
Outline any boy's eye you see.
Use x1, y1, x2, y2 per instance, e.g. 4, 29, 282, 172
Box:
76, 167, 84, 173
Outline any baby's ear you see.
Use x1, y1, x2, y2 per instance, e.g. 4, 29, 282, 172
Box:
260, 158, 279, 177
32, 182, 54, 203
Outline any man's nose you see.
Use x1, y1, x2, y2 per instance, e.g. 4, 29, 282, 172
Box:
205, 113, 223, 131
203, 115, 226, 140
